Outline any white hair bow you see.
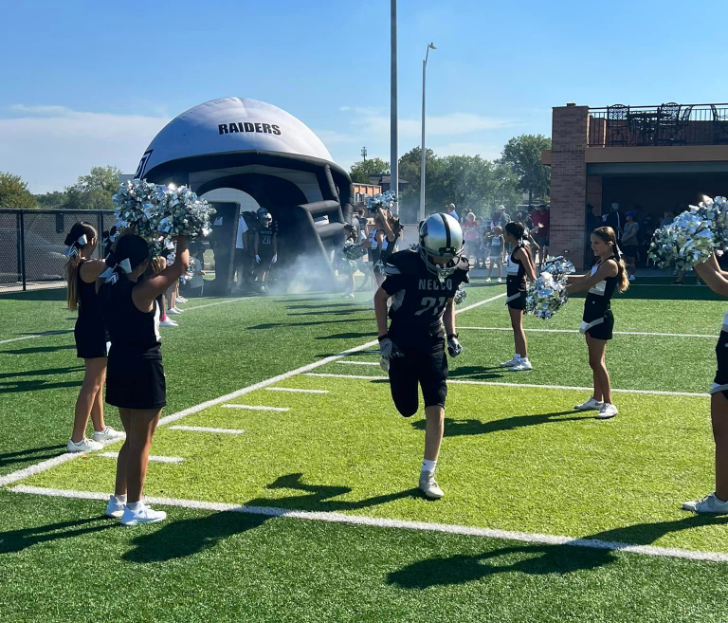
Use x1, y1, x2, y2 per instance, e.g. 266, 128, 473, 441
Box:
99, 257, 133, 284
64, 234, 89, 258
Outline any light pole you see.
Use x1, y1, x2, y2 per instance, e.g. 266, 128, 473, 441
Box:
390, 0, 398, 214
419, 43, 436, 224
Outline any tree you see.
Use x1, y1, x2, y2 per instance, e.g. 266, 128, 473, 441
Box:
0, 172, 38, 209
35, 190, 68, 209
64, 165, 121, 210
349, 158, 389, 184
500, 134, 552, 206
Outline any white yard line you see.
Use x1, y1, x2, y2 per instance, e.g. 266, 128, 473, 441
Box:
0, 330, 72, 347
98, 452, 183, 464
459, 327, 716, 339
266, 387, 329, 394
170, 426, 245, 435
9, 485, 728, 564
0, 291, 506, 489
304, 372, 707, 398
222, 404, 290, 412
180, 297, 253, 312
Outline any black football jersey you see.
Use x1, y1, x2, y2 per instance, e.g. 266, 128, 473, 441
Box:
382, 250, 469, 332
258, 221, 278, 248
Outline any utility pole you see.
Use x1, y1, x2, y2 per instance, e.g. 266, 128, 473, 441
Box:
390, 0, 398, 213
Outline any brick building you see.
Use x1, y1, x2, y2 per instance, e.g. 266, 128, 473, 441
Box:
543, 102, 728, 268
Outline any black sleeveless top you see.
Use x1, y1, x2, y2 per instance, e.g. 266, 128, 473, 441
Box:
506, 247, 527, 294
77, 260, 108, 340
100, 277, 161, 359
583, 256, 619, 321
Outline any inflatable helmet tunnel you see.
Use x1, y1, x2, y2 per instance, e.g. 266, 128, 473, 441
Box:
135, 97, 354, 292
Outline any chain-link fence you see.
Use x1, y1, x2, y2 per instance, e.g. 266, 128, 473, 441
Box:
0, 209, 116, 293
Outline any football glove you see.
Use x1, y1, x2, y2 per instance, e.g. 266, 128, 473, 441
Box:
255, 254, 262, 264
447, 334, 463, 357
271, 254, 278, 264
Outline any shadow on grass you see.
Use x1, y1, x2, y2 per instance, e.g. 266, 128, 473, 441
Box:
288, 309, 365, 318
124, 473, 420, 564
387, 514, 728, 589
0, 365, 83, 380
248, 318, 366, 331
0, 289, 67, 301
448, 365, 507, 381
1, 344, 76, 356
0, 379, 82, 394
286, 303, 361, 311
0, 517, 116, 554
0, 444, 67, 469
412, 412, 588, 436
316, 332, 377, 340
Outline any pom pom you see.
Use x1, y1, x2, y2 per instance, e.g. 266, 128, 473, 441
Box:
367, 191, 398, 214
454, 286, 467, 305
648, 208, 715, 269
526, 272, 568, 320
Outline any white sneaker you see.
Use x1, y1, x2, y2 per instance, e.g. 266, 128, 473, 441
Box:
419, 471, 444, 499
176, 296, 188, 304
682, 493, 728, 514
629, 275, 636, 282
93, 427, 123, 443
342, 293, 355, 299
159, 318, 178, 327
510, 359, 533, 372
499, 356, 520, 368
575, 397, 604, 411
597, 403, 619, 419
496, 277, 502, 283
66, 438, 103, 453
485, 278, 492, 283
120, 503, 167, 526
167, 307, 183, 315
105, 495, 126, 518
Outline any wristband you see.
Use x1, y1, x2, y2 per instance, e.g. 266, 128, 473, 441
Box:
378, 334, 390, 342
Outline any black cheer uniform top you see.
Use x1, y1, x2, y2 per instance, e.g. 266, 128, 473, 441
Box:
74, 260, 109, 358
382, 250, 469, 345
580, 256, 619, 334
505, 247, 527, 304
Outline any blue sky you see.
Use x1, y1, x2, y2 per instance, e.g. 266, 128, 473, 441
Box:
1, 0, 726, 193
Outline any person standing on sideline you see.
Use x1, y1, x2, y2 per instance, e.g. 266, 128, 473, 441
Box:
621, 212, 640, 281
254, 209, 278, 293
490, 205, 510, 231
683, 253, 728, 514
64, 222, 121, 452
530, 203, 550, 267
374, 213, 468, 499
604, 202, 624, 240
566, 226, 629, 420
462, 212, 480, 267
500, 222, 537, 372
99, 233, 189, 526
445, 203, 460, 223
234, 211, 249, 291
485, 226, 506, 282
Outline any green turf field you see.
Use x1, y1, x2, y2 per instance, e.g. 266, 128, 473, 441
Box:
2, 279, 728, 622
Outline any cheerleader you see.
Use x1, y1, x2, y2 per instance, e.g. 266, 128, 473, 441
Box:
373, 207, 400, 289
683, 253, 728, 513
566, 226, 629, 420
99, 234, 189, 526
500, 222, 537, 372
63, 222, 120, 453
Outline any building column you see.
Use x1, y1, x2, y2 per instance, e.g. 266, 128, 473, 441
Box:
550, 104, 589, 269
586, 175, 603, 216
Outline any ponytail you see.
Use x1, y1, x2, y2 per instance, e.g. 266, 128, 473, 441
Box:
592, 226, 629, 293
63, 222, 97, 311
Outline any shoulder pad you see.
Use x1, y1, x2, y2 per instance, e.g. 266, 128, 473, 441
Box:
383, 249, 419, 277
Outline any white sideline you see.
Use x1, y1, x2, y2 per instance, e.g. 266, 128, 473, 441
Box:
459, 326, 716, 339
304, 372, 708, 398
9, 485, 728, 564
337, 361, 380, 366
98, 452, 183, 464
181, 297, 253, 312
266, 387, 329, 394
0, 291, 503, 489
223, 404, 290, 412
170, 426, 245, 435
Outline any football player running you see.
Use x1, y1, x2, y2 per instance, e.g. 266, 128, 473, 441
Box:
374, 213, 468, 499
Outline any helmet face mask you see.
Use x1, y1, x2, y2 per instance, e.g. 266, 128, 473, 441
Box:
418, 213, 464, 280
258, 209, 273, 228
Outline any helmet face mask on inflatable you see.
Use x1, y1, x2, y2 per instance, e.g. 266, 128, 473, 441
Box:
259, 210, 273, 228
418, 213, 464, 280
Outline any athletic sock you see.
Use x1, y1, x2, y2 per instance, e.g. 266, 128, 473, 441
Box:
421, 459, 437, 474
127, 501, 143, 511
112, 494, 127, 504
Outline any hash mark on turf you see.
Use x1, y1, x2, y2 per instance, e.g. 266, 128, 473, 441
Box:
266, 387, 329, 394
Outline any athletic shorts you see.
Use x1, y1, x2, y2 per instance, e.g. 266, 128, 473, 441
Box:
711, 330, 728, 398
106, 350, 166, 410
387, 329, 448, 416
74, 318, 109, 359
581, 308, 614, 341
505, 291, 527, 311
